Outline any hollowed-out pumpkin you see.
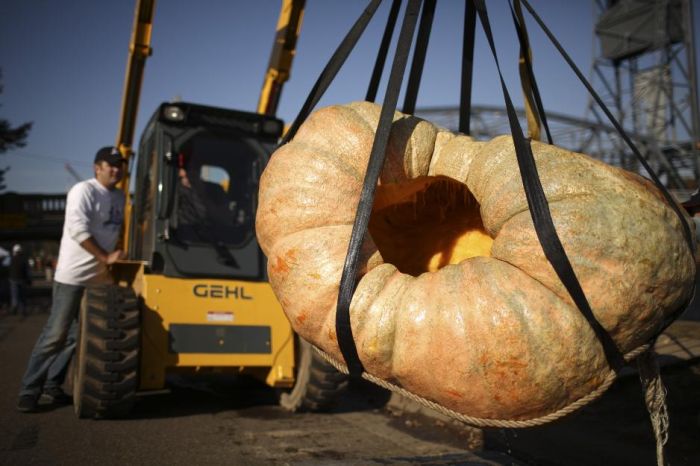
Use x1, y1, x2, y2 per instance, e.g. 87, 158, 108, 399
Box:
256, 101, 695, 421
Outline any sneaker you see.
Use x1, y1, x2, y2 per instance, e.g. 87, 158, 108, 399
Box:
17, 395, 39, 413
42, 387, 72, 405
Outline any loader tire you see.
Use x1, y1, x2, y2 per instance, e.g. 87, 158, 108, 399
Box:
279, 338, 348, 412
73, 284, 140, 419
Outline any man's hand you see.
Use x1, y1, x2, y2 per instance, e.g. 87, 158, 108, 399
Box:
105, 249, 125, 265
80, 237, 124, 265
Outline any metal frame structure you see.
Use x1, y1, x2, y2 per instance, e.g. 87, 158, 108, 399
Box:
417, 104, 684, 173
586, 0, 700, 191
419, 0, 699, 199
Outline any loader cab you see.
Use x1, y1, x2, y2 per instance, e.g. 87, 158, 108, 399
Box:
129, 102, 283, 280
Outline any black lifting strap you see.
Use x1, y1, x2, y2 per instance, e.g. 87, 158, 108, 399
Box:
459, 0, 477, 135
367, 0, 402, 103
402, 0, 436, 115
509, 0, 552, 144
281, 0, 383, 146
336, 0, 423, 377
518, 0, 694, 253
473, 0, 625, 371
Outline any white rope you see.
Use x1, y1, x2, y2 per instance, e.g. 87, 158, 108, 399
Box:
637, 348, 670, 466
314, 343, 651, 428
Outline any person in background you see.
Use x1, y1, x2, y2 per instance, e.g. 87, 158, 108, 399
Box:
44, 255, 54, 282
8, 244, 32, 316
0, 246, 10, 313
16, 146, 126, 413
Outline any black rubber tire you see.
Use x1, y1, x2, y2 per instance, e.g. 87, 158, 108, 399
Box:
279, 338, 348, 412
73, 284, 140, 419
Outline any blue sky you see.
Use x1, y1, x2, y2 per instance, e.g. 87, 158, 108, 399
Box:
1, 0, 699, 193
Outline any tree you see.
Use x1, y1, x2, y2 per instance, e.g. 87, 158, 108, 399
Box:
0, 118, 32, 153
0, 68, 33, 191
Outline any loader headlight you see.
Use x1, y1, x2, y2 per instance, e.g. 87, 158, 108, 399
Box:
163, 105, 185, 122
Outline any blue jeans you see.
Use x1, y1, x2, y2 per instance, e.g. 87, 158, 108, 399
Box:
19, 281, 83, 397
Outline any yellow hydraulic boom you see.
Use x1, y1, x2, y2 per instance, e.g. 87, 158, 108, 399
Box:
115, 0, 156, 251
258, 0, 306, 116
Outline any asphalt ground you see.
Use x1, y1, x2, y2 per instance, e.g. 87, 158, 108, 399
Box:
1, 280, 698, 465
0, 289, 517, 466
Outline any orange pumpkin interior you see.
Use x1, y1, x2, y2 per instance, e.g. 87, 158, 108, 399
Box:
369, 176, 493, 276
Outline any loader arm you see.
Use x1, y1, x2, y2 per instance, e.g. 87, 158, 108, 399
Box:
116, 0, 156, 251
258, 0, 306, 117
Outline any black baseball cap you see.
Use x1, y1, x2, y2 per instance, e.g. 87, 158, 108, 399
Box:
94, 146, 126, 165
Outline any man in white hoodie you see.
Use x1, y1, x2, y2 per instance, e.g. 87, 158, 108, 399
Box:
17, 146, 126, 413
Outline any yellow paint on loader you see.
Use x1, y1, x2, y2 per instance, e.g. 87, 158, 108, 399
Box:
111, 262, 295, 391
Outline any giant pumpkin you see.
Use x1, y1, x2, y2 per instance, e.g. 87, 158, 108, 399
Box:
256, 101, 695, 422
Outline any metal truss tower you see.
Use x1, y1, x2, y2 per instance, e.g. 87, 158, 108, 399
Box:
588, 0, 700, 191
418, 0, 699, 195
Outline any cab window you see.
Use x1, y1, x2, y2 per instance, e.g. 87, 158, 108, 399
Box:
172, 132, 259, 248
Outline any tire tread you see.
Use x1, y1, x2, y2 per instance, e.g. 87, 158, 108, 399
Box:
73, 284, 140, 419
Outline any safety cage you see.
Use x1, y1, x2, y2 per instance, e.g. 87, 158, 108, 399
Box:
129, 102, 283, 280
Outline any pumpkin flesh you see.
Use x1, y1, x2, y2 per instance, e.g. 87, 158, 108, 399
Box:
370, 176, 493, 276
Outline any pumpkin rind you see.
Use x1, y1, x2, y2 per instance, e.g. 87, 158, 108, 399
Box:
256, 101, 696, 421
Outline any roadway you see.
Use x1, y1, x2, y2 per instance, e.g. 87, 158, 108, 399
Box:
1, 285, 699, 465
0, 288, 515, 466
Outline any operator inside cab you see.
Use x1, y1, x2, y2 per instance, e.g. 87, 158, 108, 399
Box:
172, 138, 253, 249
